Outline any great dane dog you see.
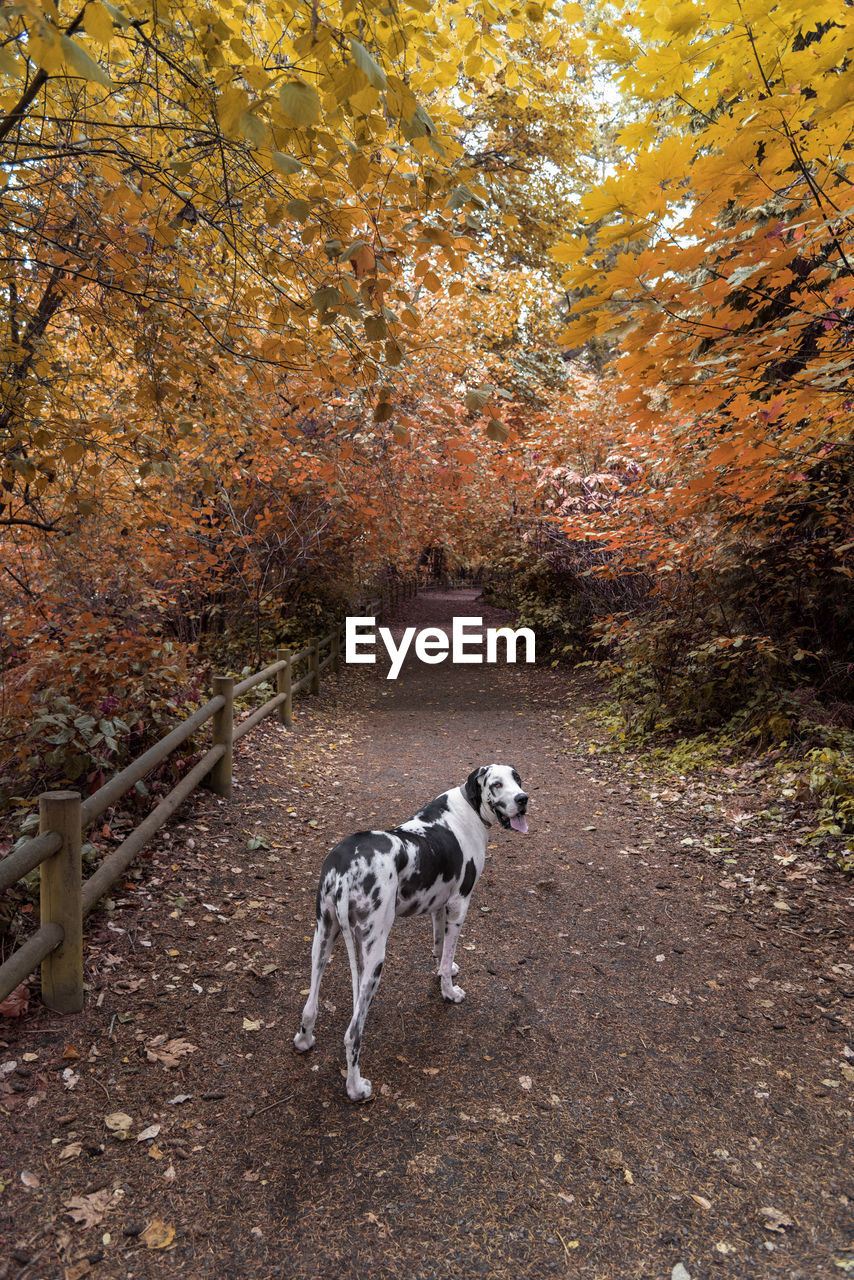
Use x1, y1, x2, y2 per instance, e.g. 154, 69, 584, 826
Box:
293, 764, 529, 1101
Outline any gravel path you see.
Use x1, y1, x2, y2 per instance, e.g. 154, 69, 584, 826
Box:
1, 589, 852, 1280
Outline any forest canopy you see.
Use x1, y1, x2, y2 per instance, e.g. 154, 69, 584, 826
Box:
1, 0, 852, 856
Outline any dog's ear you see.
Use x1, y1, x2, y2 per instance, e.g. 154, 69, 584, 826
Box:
464, 766, 487, 813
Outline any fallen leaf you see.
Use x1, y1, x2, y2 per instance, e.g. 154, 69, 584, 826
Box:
691, 1193, 712, 1209
20, 1169, 39, 1188
62, 1068, 80, 1090
64, 1259, 92, 1279
759, 1206, 794, 1232
136, 1124, 161, 1142
61, 1045, 81, 1060
59, 1143, 82, 1161
166, 1093, 192, 1106
518, 1075, 533, 1090
64, 1187, 121, 1228
163, 1162, 177, 1183
0, 983, 30, 1017
672, 1265, 692, 1280
104, 1111, 133, 1140
140, 1219, 175, 1249
242, 1018, 262, 1032
145, 1036, 197, 1067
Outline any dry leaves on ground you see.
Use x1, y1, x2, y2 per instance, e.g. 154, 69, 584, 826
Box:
145, 1035, 197, 1066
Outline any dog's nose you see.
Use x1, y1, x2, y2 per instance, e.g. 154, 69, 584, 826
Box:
517, 793, 528, 812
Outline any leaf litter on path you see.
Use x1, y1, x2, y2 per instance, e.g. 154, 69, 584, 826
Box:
0, 591, 851, 1280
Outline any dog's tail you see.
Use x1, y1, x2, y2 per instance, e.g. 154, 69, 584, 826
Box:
337, 885, 360, 1009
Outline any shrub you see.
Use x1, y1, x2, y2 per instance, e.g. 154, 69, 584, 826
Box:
0, 623, 199, 809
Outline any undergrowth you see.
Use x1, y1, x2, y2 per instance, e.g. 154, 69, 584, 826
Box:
485, 548, 854, 871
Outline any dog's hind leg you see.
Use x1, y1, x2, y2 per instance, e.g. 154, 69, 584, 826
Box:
343, 912, 393, 1102
294, 909, 339, 1052
340, 897, 360, 1011
431, 908, 457, 976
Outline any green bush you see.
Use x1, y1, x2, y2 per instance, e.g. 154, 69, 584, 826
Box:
603, 614, 797, 744
483, 552, 608, 661
808, 745, 854, 846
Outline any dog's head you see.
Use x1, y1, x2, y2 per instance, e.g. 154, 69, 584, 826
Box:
464, 764, 529, 832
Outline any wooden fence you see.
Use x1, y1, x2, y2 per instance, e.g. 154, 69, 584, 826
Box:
0, 580, 417, 1013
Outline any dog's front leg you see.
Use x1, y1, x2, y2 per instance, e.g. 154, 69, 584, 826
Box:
438, 898, 469, 1003
431, 907, 445, 959
431, 908, 459, 977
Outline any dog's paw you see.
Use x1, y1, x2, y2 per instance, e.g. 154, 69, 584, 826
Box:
347, 1076, 373, 1102
442, 983, 466, 1003
293, 1029, 315, 1052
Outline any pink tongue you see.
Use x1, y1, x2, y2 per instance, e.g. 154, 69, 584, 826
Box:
509, 814, 528, 833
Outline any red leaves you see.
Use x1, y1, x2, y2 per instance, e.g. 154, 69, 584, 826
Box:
0, 983, 30, 1018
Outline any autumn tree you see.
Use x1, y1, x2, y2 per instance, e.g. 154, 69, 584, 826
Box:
0, 0, 599, 800
554, 1, 854, 505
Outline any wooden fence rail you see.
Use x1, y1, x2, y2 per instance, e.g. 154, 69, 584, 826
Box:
0, 579, 416, 1012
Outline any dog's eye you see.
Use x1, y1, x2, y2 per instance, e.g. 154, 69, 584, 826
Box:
489, 782, 500, 793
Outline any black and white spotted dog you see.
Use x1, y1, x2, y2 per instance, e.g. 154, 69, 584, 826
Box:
293, 764, 529, 1101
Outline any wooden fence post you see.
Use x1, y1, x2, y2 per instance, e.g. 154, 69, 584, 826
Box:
277, 648, 292, 726
39, 791, 83, 1013
209, 676, 234, 797
310, 637, 321, 693
331, 628, 340, 674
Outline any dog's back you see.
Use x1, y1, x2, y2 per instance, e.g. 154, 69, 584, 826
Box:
316, 785, 481, 927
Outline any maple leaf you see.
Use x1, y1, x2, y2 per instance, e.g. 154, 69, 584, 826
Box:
64, 1188, 122, 1228
0, 984, 30, 1018
145, 1036, 197, 1067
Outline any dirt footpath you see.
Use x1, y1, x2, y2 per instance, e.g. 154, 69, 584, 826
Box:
1, 590, 852, 1280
